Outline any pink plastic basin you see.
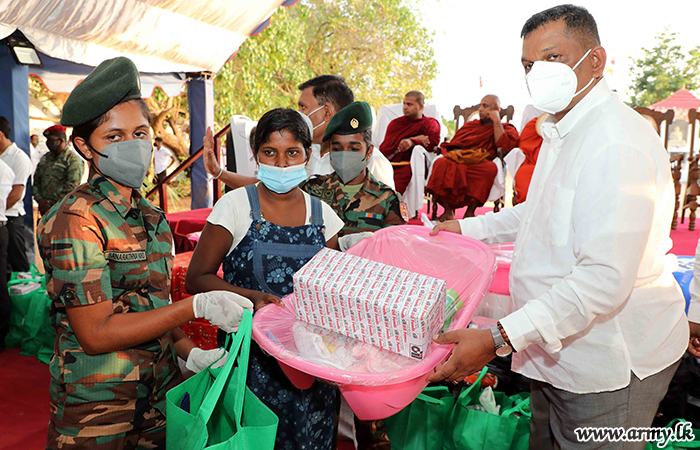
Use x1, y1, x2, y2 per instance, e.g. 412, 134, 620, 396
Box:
252, 225, 496, 420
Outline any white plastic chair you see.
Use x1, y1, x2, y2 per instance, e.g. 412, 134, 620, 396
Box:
229, 115, 258, 177
374, 104, 446, 217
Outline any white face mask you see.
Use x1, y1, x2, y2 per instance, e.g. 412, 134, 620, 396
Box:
305, 105, 326, 131
525, 49, 595, 114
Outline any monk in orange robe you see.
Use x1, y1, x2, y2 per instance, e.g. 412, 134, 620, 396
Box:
427, 95, 519, 220
379, 91, 441, 193
513, 115, 545, 204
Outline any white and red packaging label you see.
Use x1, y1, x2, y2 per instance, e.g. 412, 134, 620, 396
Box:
293, 248, 446, 360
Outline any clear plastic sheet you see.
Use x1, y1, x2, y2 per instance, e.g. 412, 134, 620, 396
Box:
252, 225, 496, 419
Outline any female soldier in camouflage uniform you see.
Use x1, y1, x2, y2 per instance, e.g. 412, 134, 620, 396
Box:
38, 57, 252, 450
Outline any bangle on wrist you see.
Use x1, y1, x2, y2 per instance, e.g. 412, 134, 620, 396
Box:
214, 166, 224, 179
497, 321, 516, 353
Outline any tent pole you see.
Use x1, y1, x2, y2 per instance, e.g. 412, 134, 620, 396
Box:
187, 72, 215, 210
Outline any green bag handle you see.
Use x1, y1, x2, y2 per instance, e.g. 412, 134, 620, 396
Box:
416, 386, 452, 405
653, 419, 700, 448
502, 393, 531, 419
190, 311, 252, 431
456, 366, 489, 406
10, 264, 43, 282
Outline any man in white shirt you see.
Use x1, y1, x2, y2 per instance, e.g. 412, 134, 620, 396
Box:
0, 157, 15, 351
152, 137, 176, 184
0, 117, 33, 274
428, 6, 689, 449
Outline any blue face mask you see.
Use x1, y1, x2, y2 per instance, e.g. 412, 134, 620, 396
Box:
257, 162, 308, 194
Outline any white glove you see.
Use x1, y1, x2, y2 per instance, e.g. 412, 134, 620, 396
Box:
185, 347, 228, 373
338, 231, 374, 252
192, 290, 254, 333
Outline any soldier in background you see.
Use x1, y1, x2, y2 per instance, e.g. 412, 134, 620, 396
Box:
301, 101, 407, 237
33, 125, 84, 215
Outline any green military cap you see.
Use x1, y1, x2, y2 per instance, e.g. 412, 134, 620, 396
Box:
322, 101, 373, 142
61, 57, 142, 127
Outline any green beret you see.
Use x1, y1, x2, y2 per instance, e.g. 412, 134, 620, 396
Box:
322, 101, 373, 142
61, 57, 142, 127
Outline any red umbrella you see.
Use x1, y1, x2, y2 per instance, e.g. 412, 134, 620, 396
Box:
650, 88, 700, 111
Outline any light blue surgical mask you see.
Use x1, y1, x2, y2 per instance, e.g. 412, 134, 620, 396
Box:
257, 162, 308, 194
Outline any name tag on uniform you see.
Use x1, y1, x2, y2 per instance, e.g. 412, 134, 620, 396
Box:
104, 250, 147, 262
364, 212, 383, 220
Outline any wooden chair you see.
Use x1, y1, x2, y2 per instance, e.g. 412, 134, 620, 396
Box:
670, 154, 684, 230
633, 107, 674, 150
681, 109, 699, 228
634, 107, 683, 230
451, 104, 515, 214
690, 109, 698, 158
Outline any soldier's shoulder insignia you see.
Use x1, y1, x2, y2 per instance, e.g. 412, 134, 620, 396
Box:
400, 202, 410, 222
323, 189, 334, 200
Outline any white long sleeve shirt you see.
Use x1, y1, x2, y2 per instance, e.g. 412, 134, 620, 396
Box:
459, 79, 689, 393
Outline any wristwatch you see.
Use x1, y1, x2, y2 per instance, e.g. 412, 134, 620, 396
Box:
490, 326, 513, 357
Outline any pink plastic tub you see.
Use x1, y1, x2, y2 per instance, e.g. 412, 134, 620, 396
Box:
252, 225, 496, 420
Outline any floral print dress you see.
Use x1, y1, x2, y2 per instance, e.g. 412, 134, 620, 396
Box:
223, 185, 338, 450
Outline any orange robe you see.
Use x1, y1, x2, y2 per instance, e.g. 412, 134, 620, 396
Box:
379, 115, 440, 194
427, 119, 519, 207
513, 117, 543, 204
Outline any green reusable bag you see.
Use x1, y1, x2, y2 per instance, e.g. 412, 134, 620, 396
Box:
165, 311, 278, 450
5, 275, 43, 349
645, 419, 700, 449
386, 386, 455, 450
21, 288, 54, 363
443, 367, 531, 450
9, 264, 42, 282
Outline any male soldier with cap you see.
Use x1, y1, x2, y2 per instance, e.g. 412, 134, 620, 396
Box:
33, 124, 84, 215
301, 101, 407, 237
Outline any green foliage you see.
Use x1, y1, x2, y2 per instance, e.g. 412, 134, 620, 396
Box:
628, 28, 700, 108
214, 0, 437, 128
441, 116, 456, 138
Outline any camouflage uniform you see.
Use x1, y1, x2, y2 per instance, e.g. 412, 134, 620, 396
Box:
33, 148, 84, 209
301, 171, 407, 237
37, 176, 182, 450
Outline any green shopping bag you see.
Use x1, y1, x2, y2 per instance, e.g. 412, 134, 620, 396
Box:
166, 311, 278, 449
443, 367, 531, 450
645, 419, 700, 449
9, 264, 42, 282
386, 386, 455, 450
21, 288, 54, 363
5, 276, 43, 349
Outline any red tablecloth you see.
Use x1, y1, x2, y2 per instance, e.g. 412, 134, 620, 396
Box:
166, 208, 212, 253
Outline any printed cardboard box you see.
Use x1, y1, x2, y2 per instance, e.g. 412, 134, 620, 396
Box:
293, 248, 446, 360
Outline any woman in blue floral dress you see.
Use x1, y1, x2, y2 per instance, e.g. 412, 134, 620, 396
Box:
186, 109, 345, 450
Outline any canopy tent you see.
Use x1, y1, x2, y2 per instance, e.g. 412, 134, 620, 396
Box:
650, 88, 700, 112
0, 0, 296, 73
0, 0, 297, 212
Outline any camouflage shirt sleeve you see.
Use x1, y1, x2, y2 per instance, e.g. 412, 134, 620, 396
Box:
61, 153, 84, 198
383, 191, 408, 226
32, 158, 46, 201
39, 210, 113, 307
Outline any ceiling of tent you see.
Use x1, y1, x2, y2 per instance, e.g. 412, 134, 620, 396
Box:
0, 0, 296, 94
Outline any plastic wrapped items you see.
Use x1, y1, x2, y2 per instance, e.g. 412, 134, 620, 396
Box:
252, 225, 496, 420
293, 248, 446, 361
